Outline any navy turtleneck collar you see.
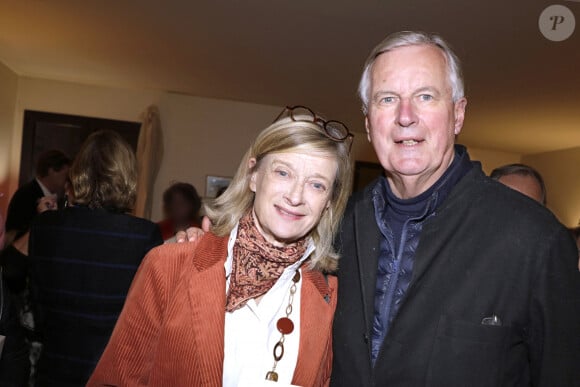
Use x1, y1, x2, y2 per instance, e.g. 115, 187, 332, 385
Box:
372, 145, 474, 246
376, 144, 474, 218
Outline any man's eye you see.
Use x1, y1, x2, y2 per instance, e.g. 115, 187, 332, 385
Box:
419, 94, 433, 101
276, 170, 288, 177
380, 96, 395, 103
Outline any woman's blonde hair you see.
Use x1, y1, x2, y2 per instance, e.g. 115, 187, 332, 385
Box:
205, 117, 354, 273
70, 130, 138, 213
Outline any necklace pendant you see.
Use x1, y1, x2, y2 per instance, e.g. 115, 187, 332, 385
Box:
292, 270, 301, 283
277, 317, 294, 334
265, 371, 279, 381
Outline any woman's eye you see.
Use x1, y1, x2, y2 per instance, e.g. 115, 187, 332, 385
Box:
275, 169, 289, 177
311, 182, 327, 191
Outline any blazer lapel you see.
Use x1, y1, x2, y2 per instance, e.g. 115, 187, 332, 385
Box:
354, 193, 381, 342
293, 270, 337, 386
187, 234, 228, 385
406, 174, 471, 295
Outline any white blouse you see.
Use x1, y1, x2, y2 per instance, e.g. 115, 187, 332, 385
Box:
222, 224, 314, 387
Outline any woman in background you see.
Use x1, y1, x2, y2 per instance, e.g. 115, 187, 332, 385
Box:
28, 130, 163, 386
157, 182, 202, 241
89, 106, 353, 386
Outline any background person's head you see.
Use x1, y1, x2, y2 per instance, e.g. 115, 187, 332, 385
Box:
69, 130, 138, 213
162, 182, 202, 227
490, 163, 547, 205
359, 31, 467, 198
205, 108, 354, 272
35, 149, 71, 195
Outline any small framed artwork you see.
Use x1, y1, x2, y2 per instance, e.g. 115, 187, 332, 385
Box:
353, 161, 384, 192
205, 175, 233, 198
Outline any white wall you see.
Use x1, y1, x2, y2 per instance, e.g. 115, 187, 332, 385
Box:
0, 62, 18, 214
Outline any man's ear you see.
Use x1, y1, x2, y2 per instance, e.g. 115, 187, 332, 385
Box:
248, 158, 258, 192
365, 116, 372, 142
453, 97, 467, 135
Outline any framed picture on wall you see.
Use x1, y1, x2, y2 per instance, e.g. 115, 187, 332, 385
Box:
353, 161, 384, 192
205, 175, 233, 198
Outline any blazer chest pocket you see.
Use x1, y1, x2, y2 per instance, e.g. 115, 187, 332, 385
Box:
426, 315, 513, 387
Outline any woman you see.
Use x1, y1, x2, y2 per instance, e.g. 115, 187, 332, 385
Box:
89, 106, 354, 386
27, 130, 163, 386
157, 182, 202, 241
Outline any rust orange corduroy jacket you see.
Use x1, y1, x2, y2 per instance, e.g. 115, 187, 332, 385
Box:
88, 232, 337, 387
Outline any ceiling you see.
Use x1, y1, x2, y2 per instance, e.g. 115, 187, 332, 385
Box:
1, 0, 579, 155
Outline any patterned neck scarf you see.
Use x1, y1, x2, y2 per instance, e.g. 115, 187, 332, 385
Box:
226, 211, 308, 312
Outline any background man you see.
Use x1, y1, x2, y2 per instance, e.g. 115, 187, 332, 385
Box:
490, 163, 547, 205
5, 150, 70, 237
331, 31, 580, 386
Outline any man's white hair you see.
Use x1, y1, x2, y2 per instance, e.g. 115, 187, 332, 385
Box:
359, 31, 465, 114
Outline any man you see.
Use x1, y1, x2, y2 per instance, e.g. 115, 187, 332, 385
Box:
331, 31, 580, 386
5, 150, 70, 236
490, 163, 547, 205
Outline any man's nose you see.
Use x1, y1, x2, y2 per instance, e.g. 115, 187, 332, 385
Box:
396, 99, 418, 127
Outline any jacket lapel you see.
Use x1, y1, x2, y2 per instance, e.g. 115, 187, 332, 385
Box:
406, 168, 476, 294
187, 234, 228, 385
293, 269, 337, 386
354, 192, 381, 342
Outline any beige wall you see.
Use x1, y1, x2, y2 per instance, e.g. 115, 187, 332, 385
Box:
522, 147, 580, 227
0, 62, 18, 214
351, 133, 379, 163
465, 146, 522, 174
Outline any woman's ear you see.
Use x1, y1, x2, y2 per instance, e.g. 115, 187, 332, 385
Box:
248, 158, 258, 192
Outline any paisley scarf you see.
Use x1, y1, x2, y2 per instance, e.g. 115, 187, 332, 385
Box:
226, 211, 307, 312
